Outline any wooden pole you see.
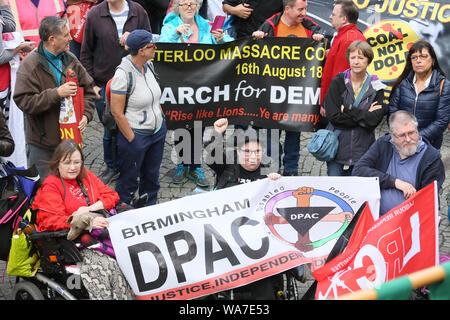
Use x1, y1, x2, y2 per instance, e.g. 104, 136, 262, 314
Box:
338, 264, 447, 300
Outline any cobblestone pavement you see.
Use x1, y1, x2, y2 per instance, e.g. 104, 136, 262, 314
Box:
1, 114, 449, 300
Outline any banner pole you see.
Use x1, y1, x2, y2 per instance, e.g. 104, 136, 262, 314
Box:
338, 263, 447, 300
408, 265, 446, 289
338, 288, 378, 300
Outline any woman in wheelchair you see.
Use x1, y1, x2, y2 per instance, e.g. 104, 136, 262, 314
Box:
31, 139, 134, 300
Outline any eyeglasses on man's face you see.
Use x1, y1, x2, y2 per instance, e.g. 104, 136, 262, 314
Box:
392, 130, 418, 140
238, 149, 262, 157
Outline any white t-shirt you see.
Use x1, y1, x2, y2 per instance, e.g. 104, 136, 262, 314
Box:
110, 1, 129, 37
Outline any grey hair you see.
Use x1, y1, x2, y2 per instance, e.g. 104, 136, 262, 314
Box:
39, 16, 68, 42
171, 0, 201, 15
389, 110, 419, 134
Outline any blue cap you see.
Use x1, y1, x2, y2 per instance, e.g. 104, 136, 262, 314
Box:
126, 29, 154, 53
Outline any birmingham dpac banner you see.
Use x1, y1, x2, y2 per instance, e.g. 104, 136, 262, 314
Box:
108, 176, 379, 300
312, 182, 439, 300
153, 37, 325, 131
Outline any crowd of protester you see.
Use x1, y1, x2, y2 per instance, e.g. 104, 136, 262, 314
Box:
0, 0, 448, 300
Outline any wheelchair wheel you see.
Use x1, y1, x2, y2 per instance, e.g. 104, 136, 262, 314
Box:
13, 280, 45, 300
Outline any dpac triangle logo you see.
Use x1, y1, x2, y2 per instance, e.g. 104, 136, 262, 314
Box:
277, 206, 336, 236
30, 0, 40, 8
263, 186, 354, 254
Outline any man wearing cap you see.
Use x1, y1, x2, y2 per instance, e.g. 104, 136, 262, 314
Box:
80, 0, 151, 185
109, 30, 166, 208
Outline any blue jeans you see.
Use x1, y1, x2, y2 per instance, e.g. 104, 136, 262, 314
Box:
115, 122, 167, 206
267, 130, 300, 173
94, 87, 117, 171
326, 160, 353, 176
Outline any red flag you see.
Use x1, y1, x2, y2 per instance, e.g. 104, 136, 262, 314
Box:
313, 182, 439, 299
59, 68, 84, 147
67, 2, 96, 44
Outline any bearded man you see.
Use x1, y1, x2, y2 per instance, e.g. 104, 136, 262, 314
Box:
352, 110, 445, 216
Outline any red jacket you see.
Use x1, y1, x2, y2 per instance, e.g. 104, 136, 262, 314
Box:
320, 24, 366, 105
32, 169, 120, 231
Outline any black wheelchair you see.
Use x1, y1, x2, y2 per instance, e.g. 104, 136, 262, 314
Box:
12, 229, 89, 300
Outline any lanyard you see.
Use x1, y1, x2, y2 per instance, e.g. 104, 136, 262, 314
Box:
59, 176, 92, 207
45, 53, 64, 85
77, 180, 92, 206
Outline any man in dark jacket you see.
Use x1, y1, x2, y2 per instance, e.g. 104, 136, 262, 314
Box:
352, 110, 445, 216
252, 0, 323, 176
222, 0, 284, 39
80, 0, 151, 184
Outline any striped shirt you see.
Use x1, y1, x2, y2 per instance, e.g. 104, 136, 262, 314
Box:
110, 1, 129, 37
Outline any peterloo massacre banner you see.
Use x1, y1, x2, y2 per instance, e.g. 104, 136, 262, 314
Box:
108, 177, 379, 300
153, 37, 325, 131
154, 0, 449, 130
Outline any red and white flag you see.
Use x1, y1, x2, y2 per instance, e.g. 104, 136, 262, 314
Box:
59, 68, 84, 147
313, 182, 439, 300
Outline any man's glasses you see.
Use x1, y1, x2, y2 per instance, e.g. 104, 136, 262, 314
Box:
392, 130, 418, 140
238, 149, 262, 157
